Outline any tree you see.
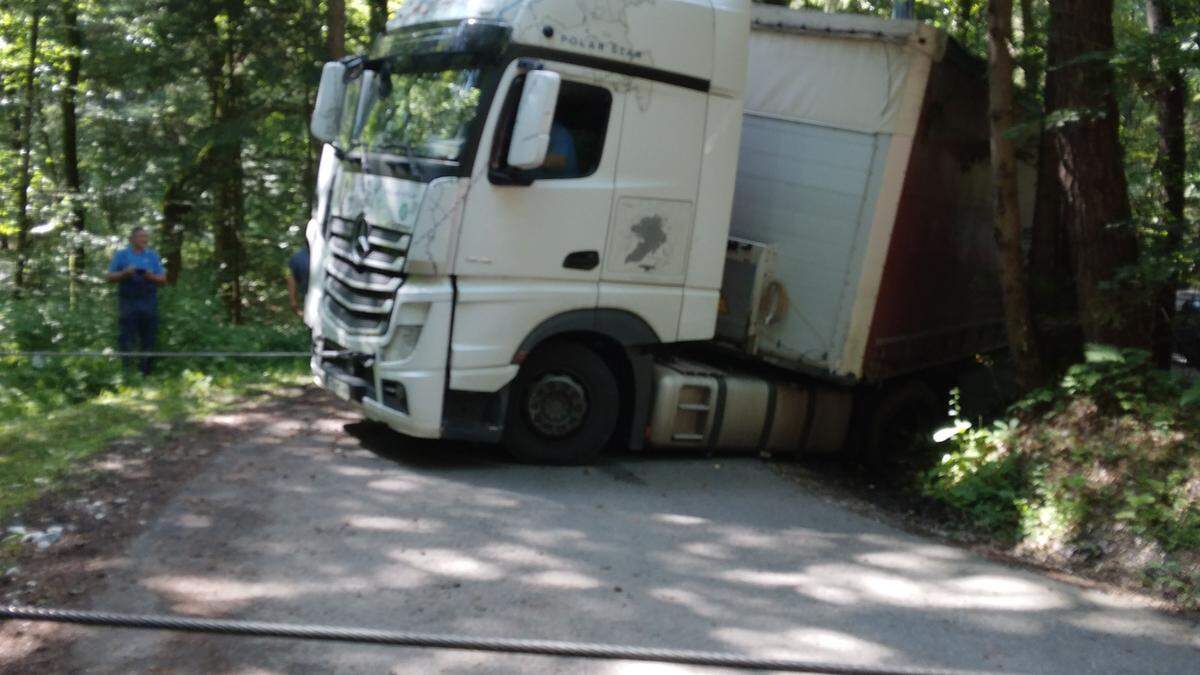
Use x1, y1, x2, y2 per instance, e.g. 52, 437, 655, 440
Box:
61, 0, 86, 291
988, 0, 1044, 388
327, 0, 345, 60
1046, 0, 1151, 349
210, 0, 248, 323
1144, 0, 1188, 365
1017, 0, 1041, 91
13, 7, 41, 290
369, 0, 388, 40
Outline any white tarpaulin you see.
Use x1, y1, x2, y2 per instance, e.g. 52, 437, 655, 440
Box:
743, 9, 944, 135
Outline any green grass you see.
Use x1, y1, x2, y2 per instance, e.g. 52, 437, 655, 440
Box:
0, 368, 307, 526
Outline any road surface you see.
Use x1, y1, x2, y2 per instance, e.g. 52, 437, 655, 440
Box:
28, 389, 1200, 673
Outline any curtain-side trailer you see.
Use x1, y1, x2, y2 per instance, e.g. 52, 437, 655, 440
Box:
305, 1, 1018, 464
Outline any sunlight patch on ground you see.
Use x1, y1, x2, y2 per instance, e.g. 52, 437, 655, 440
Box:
366, 477, 422, 493
712, 626, 896, 661
653, 513, 709, 526
646, 587, 725, 620
387, 548, 504, 581
524, 569, 601, 590
342, 514, 443, 533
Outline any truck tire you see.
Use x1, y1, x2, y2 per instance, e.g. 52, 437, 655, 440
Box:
862, 380, 943, 471
503, 340, 620, 465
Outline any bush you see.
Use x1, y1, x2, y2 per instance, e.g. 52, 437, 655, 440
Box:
923, 346, 1200, 609
0, 270, 309, 419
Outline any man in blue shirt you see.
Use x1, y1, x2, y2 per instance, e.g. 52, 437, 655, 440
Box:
107, 227, 166, 374
287, 243, 310, 318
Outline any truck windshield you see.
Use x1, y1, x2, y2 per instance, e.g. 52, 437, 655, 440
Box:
349, 67, 483, 163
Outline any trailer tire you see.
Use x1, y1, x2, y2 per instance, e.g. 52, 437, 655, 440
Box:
503, 340, 619, 465
863, 380, 943, 471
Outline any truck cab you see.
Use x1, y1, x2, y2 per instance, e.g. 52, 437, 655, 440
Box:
307, 0, 752, 462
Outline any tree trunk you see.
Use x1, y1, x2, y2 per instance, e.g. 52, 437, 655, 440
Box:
369, 0, 388, 39
1046, 0, 1150, 350
160, 179, 189, 286
14, 8, 42, 290
987, 0, 1044, 389
1028, 0, 1080, 373
1145, 0, 1187, 366
211, 0, 246, 323
1017, 0, 1041, 93
327, 0, 346, 60
62, 0, 86, 299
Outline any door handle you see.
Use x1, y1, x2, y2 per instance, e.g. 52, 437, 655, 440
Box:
563, 251, 600, 271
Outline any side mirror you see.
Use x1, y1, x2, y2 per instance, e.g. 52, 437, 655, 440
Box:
506, 70, 561, 170
311, 61, 349, 144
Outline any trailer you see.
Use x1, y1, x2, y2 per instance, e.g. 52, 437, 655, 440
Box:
305, 1, 1015, 464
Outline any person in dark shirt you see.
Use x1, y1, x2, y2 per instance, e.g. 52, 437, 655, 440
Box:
544, 121, 579, 177
106, 227, 166, 375
287, 244, 310, 318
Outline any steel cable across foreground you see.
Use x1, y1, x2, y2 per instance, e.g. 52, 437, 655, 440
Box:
0, 606, 989, 675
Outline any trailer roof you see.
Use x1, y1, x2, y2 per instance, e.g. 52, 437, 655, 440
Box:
750, 5, 946, 58
744, 6, 955, 136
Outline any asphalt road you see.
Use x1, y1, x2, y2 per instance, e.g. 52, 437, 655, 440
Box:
54, 389, 1198, 674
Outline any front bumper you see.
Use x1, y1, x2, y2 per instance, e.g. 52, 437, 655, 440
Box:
312, 278, 457, 440
315, 348, 446, 439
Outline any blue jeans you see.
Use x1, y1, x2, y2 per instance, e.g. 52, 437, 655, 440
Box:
118, 305, 158, 375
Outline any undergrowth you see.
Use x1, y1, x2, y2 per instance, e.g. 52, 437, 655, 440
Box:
924, 346, 1200, 610
0, 273, 310, 524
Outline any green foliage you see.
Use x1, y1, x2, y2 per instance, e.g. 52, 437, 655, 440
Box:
0, 270, 308, 418
0, 368, 307, 525
924, 348, 1200, 608
0, 267, 308, 526
924, 422, 1029, 540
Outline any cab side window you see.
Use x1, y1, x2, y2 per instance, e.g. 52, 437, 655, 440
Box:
492, 76, 612, 181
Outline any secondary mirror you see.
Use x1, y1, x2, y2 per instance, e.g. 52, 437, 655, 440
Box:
506, 70, 561, 170
311, 61, 350, 144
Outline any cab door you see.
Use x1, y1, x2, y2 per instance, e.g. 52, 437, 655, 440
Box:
450, 60, 625, 372
456, 60, 624, 286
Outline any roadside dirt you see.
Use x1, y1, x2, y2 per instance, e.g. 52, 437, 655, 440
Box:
0, 384, 320, 671
771, 456, 1199, 618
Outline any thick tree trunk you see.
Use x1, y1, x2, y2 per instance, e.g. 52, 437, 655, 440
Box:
14, 9, 42, 290
1145, 0, 1187, 366
988, 0, 1044, 389
369, 0, 388, 39
62, 0, 86, 295
327, 0, 346, 60
1046, 0, 1150, 350
1028, 0, 1080, 373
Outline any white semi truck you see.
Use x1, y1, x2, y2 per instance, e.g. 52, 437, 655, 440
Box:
305, 0, 1013, 464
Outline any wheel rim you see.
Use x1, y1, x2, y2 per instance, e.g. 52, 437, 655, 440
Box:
525, 372, 589, 439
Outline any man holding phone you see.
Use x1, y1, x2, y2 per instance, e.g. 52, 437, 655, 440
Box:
106, 227, 167, 374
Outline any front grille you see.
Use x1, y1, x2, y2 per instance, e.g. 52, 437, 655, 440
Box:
323, 214, 410, 335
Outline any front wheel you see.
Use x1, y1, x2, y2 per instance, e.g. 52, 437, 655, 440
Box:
503, 341, 619, 465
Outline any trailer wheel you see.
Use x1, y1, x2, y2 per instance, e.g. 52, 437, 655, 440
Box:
863, 380, 943, 471
504, 340, 619, 465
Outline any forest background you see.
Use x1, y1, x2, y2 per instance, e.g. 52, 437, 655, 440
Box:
0, 0, 1198, 606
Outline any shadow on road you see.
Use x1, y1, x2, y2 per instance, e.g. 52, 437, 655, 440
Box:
44, 389, 1200, 674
